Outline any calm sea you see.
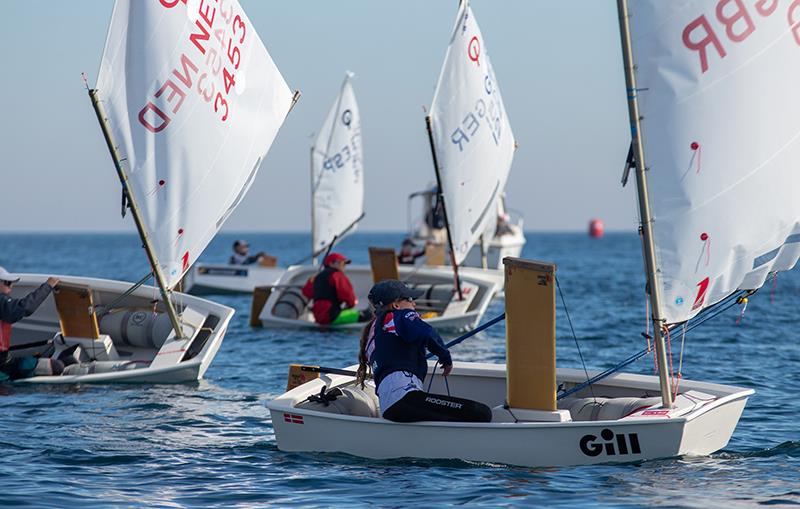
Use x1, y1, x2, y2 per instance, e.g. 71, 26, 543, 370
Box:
0, 232, 798, 508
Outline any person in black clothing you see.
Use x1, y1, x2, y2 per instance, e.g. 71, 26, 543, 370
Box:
229, 240, 268, 265
397, 238, 425, 265
355, 279, 491, 423
0, 267, 63, 380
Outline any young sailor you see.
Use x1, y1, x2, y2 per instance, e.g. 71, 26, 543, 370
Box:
229, 240, 269, 265
356, 279, 491, 422
0, 267, 63, 380
302, 253, 371, 326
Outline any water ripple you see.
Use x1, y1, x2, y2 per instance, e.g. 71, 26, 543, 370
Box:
1, 233, 798, 507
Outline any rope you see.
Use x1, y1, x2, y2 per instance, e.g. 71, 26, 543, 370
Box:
664, 325, 676, 396
427, 361, 439, 393
95, 272, 153, 316
427, 312, 505, 357
675, 290, 751, 336
674, 323, 686, 399
559, 289, 750, 402
557, 346, 650, 400
556, 275, 595, 401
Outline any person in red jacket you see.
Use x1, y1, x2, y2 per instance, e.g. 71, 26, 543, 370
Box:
301, 253, 370, 326
0, 267, 64, 380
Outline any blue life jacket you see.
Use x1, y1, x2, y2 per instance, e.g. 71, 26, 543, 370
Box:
366, 309, 452, 389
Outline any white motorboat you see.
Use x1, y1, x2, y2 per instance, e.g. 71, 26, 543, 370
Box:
184, 263, 285, 296
267, 0, 796, 467
254, 264, 497, 332
10, 274, 232, 384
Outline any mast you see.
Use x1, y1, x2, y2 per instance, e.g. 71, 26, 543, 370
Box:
616, 0, 673, 407
425, 115, 464, 300
309, 145, 317, 265
88, 89, 185, 339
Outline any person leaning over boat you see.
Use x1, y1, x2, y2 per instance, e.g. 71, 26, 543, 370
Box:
397, 238, 425, 265
0, 267, 64, 380
356, 279, 492, 423
229, 240, 268, 265
301, 253, 371, 326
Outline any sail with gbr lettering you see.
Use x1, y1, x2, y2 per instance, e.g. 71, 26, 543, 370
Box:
96, 0, 294, 288
429, 0, 515, 265
311, 72, 364, 254
629, 1, 800, 323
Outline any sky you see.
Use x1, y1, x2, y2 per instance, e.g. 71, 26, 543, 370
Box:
0, 0, 636, 233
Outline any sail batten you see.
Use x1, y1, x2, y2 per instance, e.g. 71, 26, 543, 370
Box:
311, 73, 364, 253
96, 0, 293, 289
429, 0, 515, 265
629, 1, 800, 324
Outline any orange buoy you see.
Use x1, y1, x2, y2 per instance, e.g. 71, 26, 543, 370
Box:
588, 218, 604, 238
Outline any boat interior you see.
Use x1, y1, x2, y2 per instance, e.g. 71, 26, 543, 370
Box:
283, 363, 741, 424
8, 277, 225, 378
267, 264, 491, 324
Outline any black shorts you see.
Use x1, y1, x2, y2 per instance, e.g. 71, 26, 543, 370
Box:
382, 390, 492, 423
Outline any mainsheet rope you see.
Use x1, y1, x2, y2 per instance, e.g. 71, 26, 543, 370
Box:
426, 277, 752, 403
555, 275, 596, 402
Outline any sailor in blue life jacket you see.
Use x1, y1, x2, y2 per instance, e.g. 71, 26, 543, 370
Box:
355, 279, 491, 423
0, 267, 64, 381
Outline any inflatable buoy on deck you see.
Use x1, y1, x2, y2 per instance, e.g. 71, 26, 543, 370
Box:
588, 218, 604, 238
273, 289, 309, 319
100, 310, 173, 348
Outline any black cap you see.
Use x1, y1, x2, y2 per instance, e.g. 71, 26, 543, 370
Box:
368, 279, 425, 307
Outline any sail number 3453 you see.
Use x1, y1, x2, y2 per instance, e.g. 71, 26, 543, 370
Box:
138, 0, 248, 133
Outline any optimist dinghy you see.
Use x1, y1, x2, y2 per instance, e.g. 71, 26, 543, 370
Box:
9, 274, 233, 384
267, 0, 798, 466
253, 263, 497, 332
407, 0, 519, 293
201, 73, 363, 298
3, 0, 297, 383
184, 263, 286, 296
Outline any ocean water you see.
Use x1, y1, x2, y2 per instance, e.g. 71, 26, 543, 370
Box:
0, 232, 798, 508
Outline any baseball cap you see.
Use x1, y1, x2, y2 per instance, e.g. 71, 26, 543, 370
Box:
324, 252, 351, 266
0, 266, 20, 284
368, 279, 425, 307
233, 239, 249, 248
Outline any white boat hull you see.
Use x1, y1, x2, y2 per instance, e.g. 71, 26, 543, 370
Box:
7, 274, 233, 384
256, 265, 498, 331
268, 363, 753, 467
184, 263, 285, 295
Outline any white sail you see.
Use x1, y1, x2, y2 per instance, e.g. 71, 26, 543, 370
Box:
311, 72, 364, 253
96, 0, 294, 288
629, 1, 800, 323
429, 0, 515, 265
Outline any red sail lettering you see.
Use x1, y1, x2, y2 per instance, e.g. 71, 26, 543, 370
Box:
682, 15, 726, 73
789, 0, 800, 46
138, 102, 171, 133
155, 79, 187, 114
198, 0, 216, 29
755, 0, 778, 17
190, 20, 210, 55
159, 0, 186, 8
692, 277, 710, 311
172, 53, 198, 88
715, 0, 755, 43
